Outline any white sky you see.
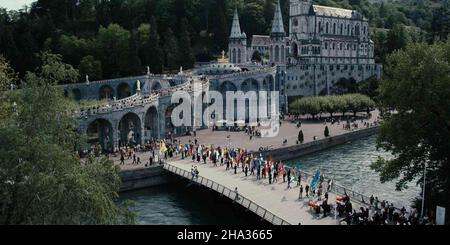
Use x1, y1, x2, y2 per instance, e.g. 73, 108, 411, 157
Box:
0, 0, 35, 10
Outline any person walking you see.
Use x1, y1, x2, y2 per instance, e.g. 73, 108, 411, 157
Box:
234, 164, 237, 175
120, 151, 125, 165
297, 173, 301, 187
299, 185, 304, 199
234, 187, 240, 201
305, 185, 310, 197
287, 169, 291, 189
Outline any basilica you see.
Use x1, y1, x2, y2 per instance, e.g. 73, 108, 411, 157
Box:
229, 0, 382, 97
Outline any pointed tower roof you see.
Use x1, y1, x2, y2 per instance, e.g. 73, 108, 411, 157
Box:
230, 8, 243, 39
271, 0, 285, 35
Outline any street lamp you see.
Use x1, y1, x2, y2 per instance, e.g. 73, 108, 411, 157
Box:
418, 142, 428, 218
421, 161, 428, 218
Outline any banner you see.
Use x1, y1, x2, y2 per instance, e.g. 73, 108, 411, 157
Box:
436, 206, 446, 225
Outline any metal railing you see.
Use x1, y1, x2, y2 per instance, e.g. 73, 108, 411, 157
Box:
283, 165, 407, 214
163, 163, 291, 225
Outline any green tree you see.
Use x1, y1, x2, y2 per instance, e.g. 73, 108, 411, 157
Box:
251, 50, 262, 63
178, 18, 196, 69
96, 24, 131, 78
0, 55, 17, 91
0, 52, 136, 224
163, 28, 180, 71
298, 130, 304, 144
79, 55, 103, 81
147, 17, 163, 73
371, 40, 450, 220
385, 24, 410, 55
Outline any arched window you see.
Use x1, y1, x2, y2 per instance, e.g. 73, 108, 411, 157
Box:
275, 45, 280, 62
347, 24, 350, 35
318, 22, 322, 33
333, 23, 336, 34
340, 24, 343, 35
326, 22, 329, 33
232, 49, 237, 63
281, 45, 285, 62
355, 25, 360, 36
238, 49, 242, 63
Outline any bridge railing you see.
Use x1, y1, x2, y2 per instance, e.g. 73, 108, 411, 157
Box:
283, 166, 407, 214
164, 163, 291, 225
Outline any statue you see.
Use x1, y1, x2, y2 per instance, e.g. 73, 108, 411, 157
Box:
10, 84, 14, 91
218, 50, 228, 63
137, 80, 141, 91
86, 75, 90, 84
178, 66, 183, 75
147, 66, 150, 75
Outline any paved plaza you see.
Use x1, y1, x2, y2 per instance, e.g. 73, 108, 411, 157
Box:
112, 110, 380, 171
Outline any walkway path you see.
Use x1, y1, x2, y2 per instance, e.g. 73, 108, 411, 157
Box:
165, 158, 349, 225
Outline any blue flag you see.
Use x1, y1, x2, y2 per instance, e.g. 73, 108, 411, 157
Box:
310, 169, 320, 191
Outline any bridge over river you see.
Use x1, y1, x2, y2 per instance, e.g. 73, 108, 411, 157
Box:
163, 159, 370, 225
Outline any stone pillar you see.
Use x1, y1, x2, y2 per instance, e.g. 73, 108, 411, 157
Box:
158, 104, 166, 140
112, 119, 120, 150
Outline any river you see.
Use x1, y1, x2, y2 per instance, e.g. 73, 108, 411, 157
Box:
285, 135, 420, 209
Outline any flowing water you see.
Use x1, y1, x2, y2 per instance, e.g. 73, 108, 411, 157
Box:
285, 135, 420, 209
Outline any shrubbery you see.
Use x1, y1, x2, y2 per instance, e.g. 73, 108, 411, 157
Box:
289, 94, 375, 119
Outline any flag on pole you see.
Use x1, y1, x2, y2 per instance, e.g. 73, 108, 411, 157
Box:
160, 141, 167, 153
310, 169, 320, 191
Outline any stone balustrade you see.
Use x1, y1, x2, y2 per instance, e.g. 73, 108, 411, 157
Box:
74, 78, 210, 118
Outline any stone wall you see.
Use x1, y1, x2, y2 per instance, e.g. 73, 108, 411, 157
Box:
258, 126, 379, 161
120, 166, 172, 192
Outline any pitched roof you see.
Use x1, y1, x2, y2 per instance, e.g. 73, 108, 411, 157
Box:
312, 5, 362, 19
251, 35, 271, 46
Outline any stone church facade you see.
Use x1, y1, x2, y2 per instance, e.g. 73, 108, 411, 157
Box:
230, 0, 382, 97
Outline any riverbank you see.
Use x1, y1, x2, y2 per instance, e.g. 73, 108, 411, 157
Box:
258, 126, 379, 161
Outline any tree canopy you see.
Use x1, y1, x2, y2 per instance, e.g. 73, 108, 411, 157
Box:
0, 53, 135, 224
0, 0, 448, 81
372, 39, 450, 221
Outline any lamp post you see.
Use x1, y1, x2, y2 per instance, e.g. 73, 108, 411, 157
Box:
421, 161, 428, 218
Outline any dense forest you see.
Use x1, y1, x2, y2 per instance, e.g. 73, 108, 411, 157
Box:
0, 0, 449, 82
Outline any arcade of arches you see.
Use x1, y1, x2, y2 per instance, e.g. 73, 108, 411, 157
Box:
117, 83, 132, 99
86, 119, 113, 152
118, 113, 141, 147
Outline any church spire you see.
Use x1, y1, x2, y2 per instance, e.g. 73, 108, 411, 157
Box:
271, 0, 285, 35
230, 8, 242, 39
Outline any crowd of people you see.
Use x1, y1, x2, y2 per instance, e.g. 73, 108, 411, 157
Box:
110, 135, 428, 225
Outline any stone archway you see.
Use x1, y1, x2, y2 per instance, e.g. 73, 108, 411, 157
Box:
86, 119, 113, 152
144, 106, 158, 140
117, 83, 132, 99
151, 81, 162, 92
118, 112, 141, 146
70, 88, 82, 101
99, 85, 114, 100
